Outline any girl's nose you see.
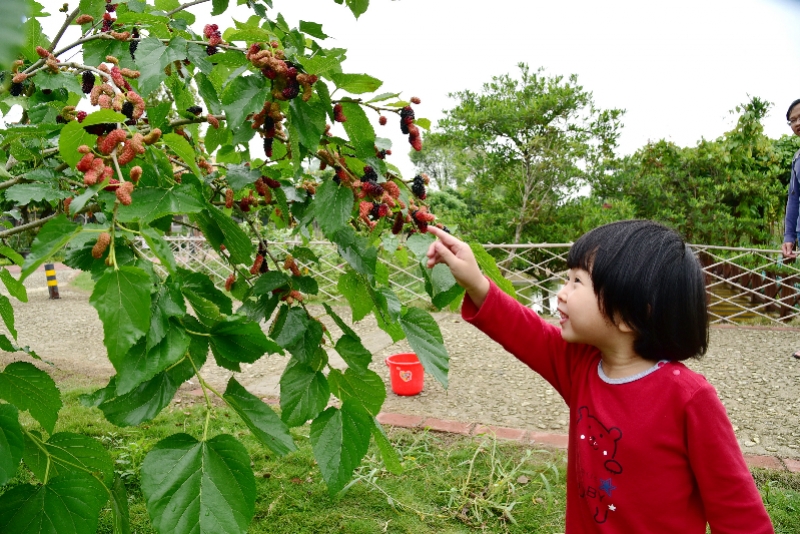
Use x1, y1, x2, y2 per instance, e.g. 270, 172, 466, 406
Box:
556, 283, 568, 302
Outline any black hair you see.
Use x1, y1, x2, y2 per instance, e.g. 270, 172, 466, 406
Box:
787, 99, 800, 120
566, 220, 708, 361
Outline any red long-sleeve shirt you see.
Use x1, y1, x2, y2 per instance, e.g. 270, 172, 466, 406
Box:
463, 281, 774, 533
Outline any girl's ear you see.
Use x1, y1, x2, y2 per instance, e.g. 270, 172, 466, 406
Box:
617, 321, 634, 334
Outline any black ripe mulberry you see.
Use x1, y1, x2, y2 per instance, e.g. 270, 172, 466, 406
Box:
362, 166, 378, 182
121, 101, 135, 120
81, 71, 95, 94
264, 137, 274, 158
400, 106, 415, 135
391, 212, 404, 234
129, 28, 139, 60
206, 46, 218, 56
187, 105, 202, 115
411, 174, 427, 199
9, 83, 23, 97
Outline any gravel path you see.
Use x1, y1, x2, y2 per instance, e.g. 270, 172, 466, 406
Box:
3, 267, 800, 460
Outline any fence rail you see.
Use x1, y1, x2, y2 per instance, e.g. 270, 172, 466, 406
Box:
146, 237, 800, 328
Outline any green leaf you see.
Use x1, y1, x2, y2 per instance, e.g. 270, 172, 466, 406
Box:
333, 226, 376, 277
204, 205, 254, 265
224, 163, 260, 191
289, 98, 327, 151
331, 73, 382, 95
98, 370, 182, 426
0, 246, 24, 266
34, 71, 83, 95
223, 378, 296, 456
180, 272, 231, 327
141, 434, 255, 534
0, 269, 27, 303
421, 261, 465, 310
5, 183, 67, 204
22, 432, 114, 486
110, 474, 131, 534
279, 359, 329, 427
321, 303, 358, 339
285, 315, 323, 364
135, 37, 184, 96
337, 270, 373, 322
310, 402, 372, 494
221, 75, 269, 129
148, 278, 186, 348
141, 228, 178, 274
0, 295, 15, 339
399, 307, 449, 388
0, 1, 29, 71
20, 215, 81, 280
209, 315, 281, 371
162, 133, 202, 177
90, 267, 153, 367
116, 186, 205, 224
0, 473, 108, 534
0, 362, 62, 434
328, 368, 385, 416
366, 92, 401, 104
339, 102, 376, 161
313, 180, 353, 239
372, 286, 403, 342
345, 0, 370, 18
251, 272, 289, 297
470, 243, 517, 299
299, 20, 328, 39
370, 418, 403, 475
211, 0, 229, 15
334, 335, 372, 373
116, 321, 189, 396
0, 404, 23, 486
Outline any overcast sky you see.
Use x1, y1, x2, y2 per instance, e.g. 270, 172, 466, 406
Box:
35, 0, 800, 178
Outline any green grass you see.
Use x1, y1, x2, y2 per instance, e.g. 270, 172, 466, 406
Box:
3, 389, 800, 533
68, 270, 95, 292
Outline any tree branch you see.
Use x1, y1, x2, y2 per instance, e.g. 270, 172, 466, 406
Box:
48, 7, 81, 53
0, 214, 56, 239
166, 0, 211, 16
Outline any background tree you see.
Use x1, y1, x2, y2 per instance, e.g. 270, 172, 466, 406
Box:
430, 63, 624, 244
592, 96, 793, 245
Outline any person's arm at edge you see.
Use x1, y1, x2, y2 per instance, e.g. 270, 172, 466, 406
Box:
783, 162, 799, 258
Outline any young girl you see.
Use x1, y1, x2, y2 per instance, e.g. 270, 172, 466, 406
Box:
426, 220, 773, 533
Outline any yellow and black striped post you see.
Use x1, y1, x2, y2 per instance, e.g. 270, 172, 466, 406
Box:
45, 263, 59, 299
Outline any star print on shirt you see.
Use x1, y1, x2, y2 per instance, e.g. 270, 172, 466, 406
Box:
599, 478, 617, 497
609, 504, 616, 511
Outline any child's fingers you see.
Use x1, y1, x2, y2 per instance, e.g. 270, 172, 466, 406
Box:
427, 241, 457, 269
426, 226, 462, 248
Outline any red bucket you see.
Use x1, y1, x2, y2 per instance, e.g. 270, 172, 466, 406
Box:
384, 353, 424, 396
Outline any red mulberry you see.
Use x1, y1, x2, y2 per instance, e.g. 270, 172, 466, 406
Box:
410, 96, 421, 104
391, 212, 404, 234
225, 189, 234, 209
333, 103, 346, 123
225, 273, 236, 291
116, 181, 134, 205
378, 115, 387, 126
250, 254, 264, 275
92, 233, 111, 259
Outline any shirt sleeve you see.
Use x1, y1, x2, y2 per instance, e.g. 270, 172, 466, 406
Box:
461, 279, 595, 403
784, 158, 799, 244
686, 385, 774, 534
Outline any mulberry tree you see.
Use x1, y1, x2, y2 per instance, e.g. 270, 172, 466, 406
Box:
0, 1, 472, 532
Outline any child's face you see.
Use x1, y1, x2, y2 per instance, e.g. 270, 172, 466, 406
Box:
556, 268, 620, 347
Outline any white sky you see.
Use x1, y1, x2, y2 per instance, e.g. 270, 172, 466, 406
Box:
34, 0, 800, 179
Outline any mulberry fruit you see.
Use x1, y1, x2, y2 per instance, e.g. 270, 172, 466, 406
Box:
370, 202, 390, 219
400, 106, 415, 134
129, 28, 139, 60
225, 273, 236, 291
391, 212, 404, 234
361, 180, 384, 198
250, 254, 265, 275
9, 83, 23, 97
76, 111, 87, 122
101, 13, 114, 32
411, 175, 426, 199
362, 166, 378, 182
64, 197, 72, 215
264, 177, 281, 189
81, 71, 95, 94
206, 46, 218, 56
410, 96, 421, 104
333, 103, 346, 123
121, 101, 134, 120
263, 137, 274, 158
225, 189, 234, 209
116, 181, 134, 205
382, 180, 400, 199
206, 114, 219, 129
281, 84, 299, 100
92, 233, 111, 259
187, 105, 202, 115
129, 166, 143, 183
378, 115, 387, 126
75, 14, 94, 24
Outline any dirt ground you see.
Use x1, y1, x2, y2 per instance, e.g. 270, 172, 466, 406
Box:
3, 267, 800, 460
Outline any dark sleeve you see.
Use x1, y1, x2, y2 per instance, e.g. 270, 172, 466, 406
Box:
686, 386, 774, 534
784, 157, 799, 244
461, 279, 595, 403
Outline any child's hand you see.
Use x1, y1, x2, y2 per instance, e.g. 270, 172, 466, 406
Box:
426, 226, 490, 308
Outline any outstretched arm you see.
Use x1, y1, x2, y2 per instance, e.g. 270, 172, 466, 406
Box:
425, 226, 490, 308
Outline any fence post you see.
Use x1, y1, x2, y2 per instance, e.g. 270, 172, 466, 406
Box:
45, 263, 59, 299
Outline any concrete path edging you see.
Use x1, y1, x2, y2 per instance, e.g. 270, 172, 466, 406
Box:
375, 412, 800, 474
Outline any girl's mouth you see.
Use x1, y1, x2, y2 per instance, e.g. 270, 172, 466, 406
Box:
558, 309, 569, 326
